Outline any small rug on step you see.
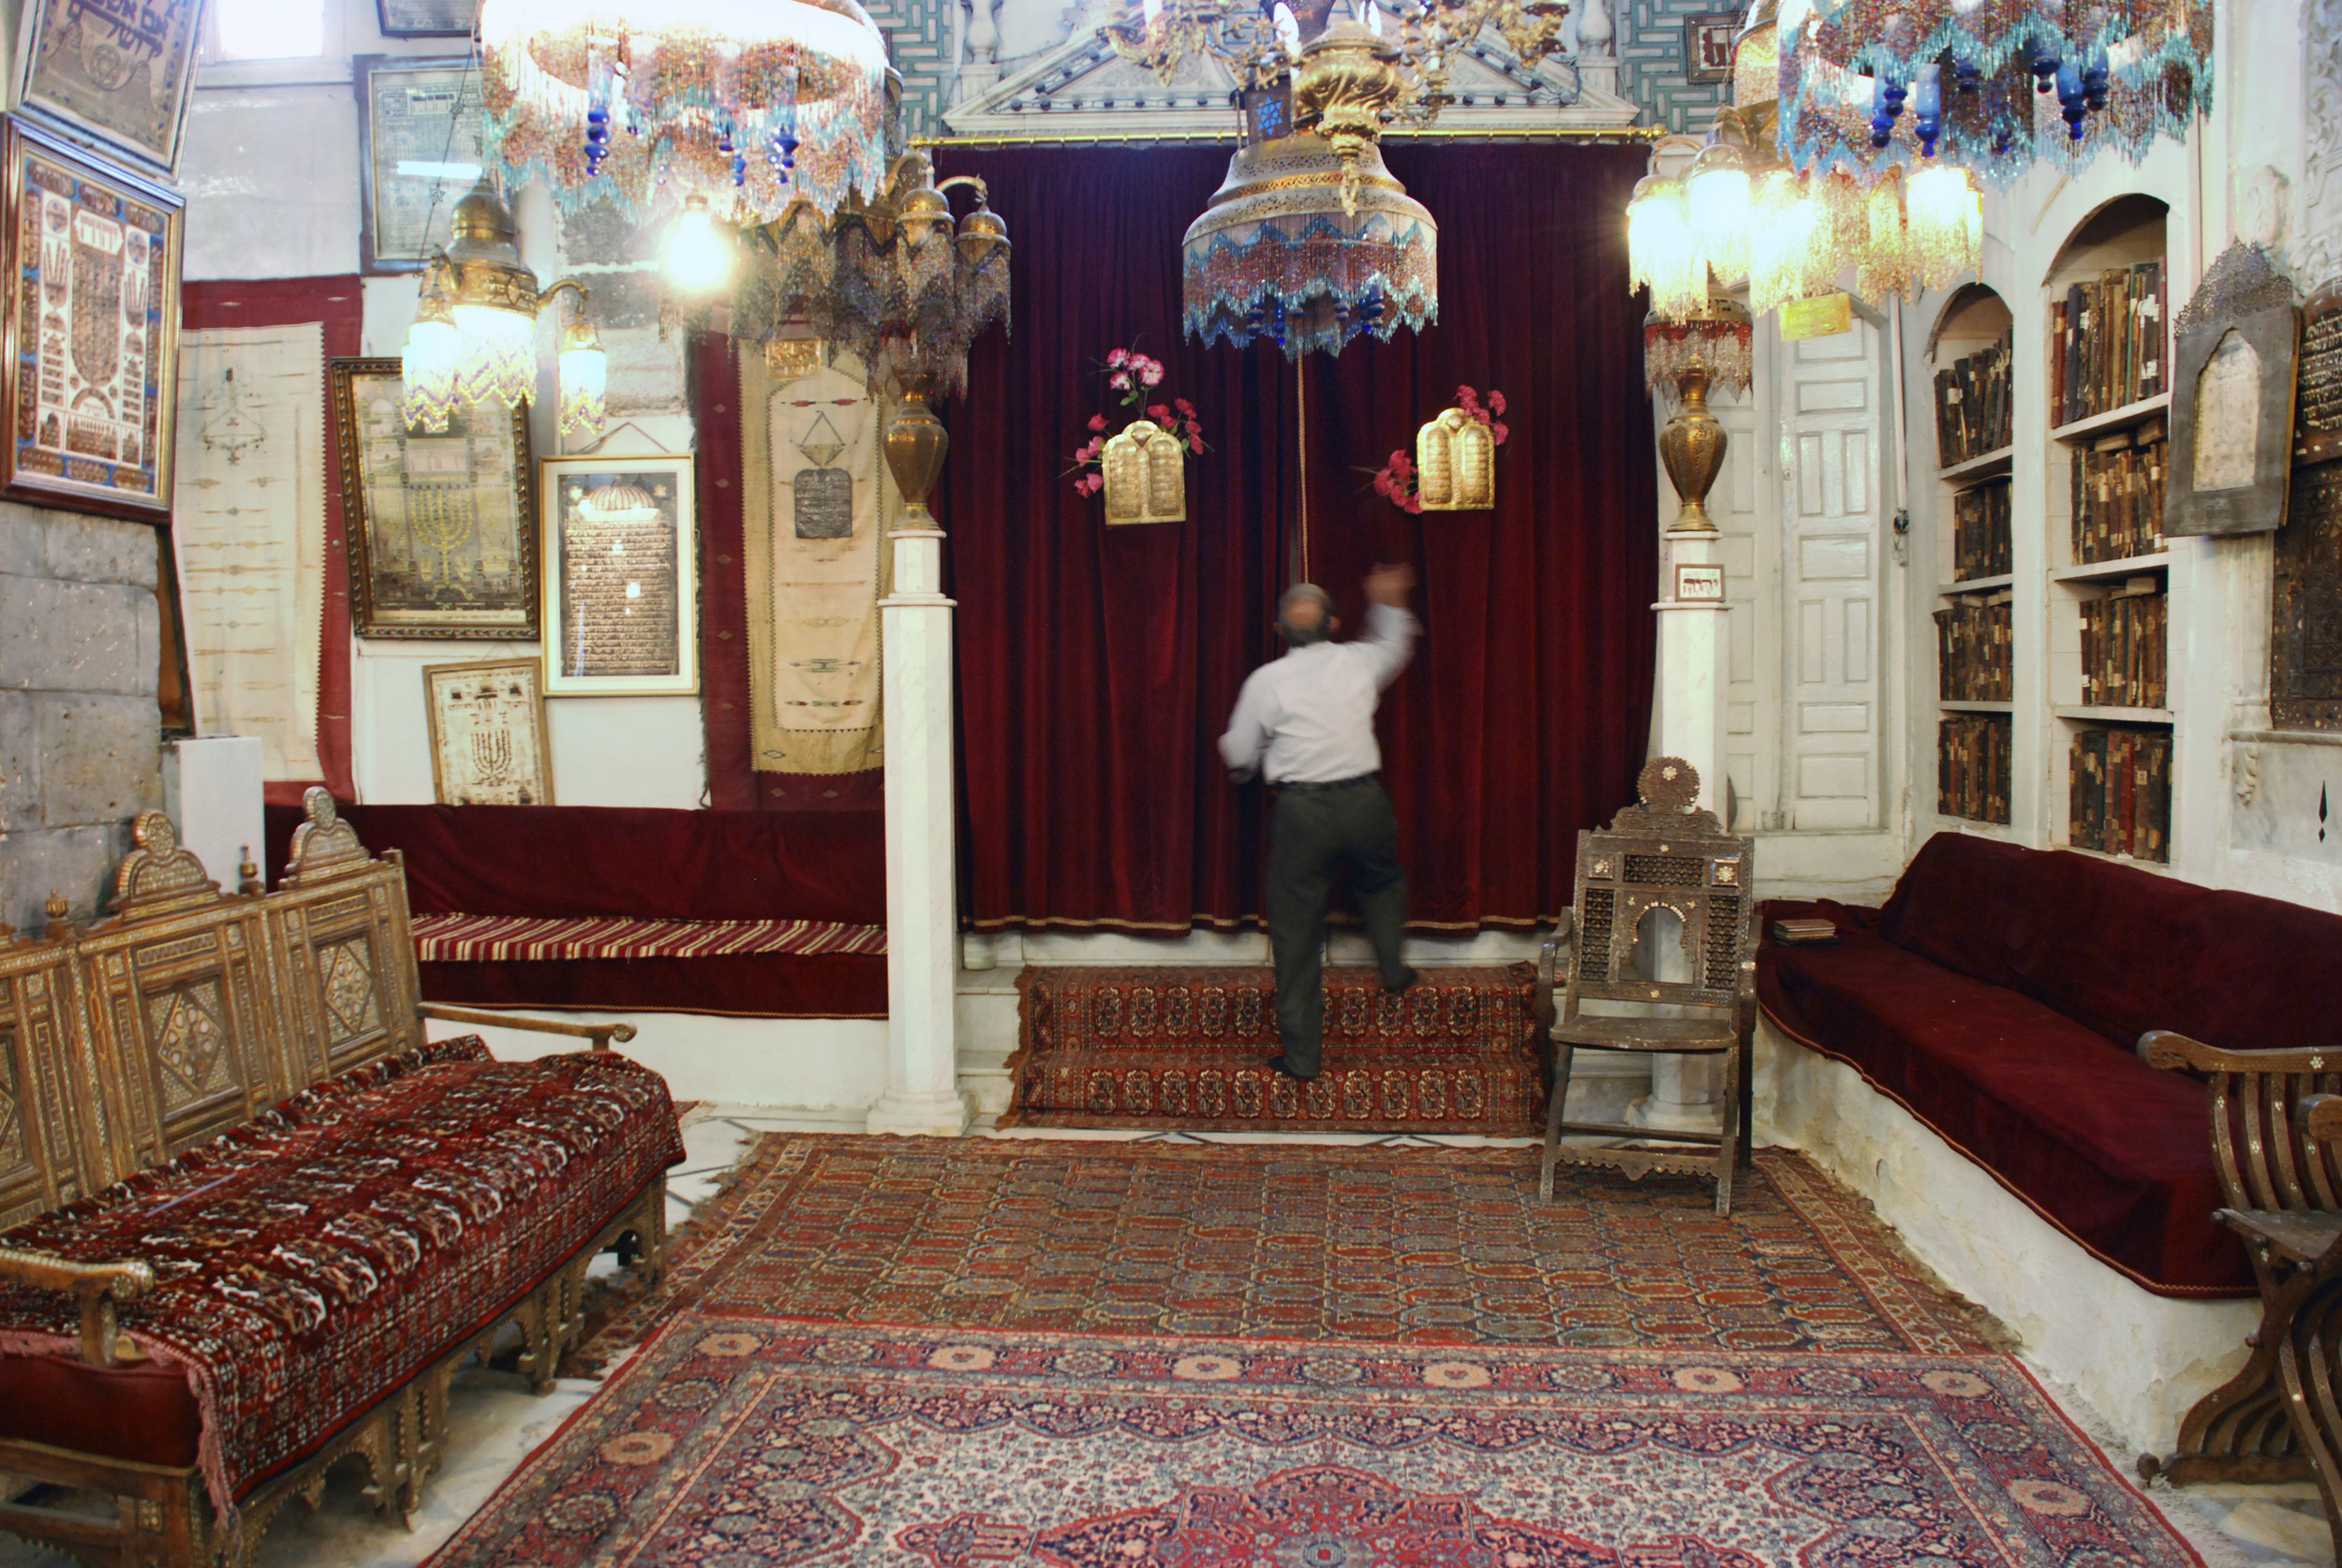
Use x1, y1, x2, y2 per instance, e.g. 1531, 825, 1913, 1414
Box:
1002, 963, 1545, 1134
582, 1136, 2002, 1359
428, 1312, 2201, 1568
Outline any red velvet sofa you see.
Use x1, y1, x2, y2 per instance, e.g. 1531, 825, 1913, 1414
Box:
1760, 833, 2342, 1300
263, 802, 887, 1018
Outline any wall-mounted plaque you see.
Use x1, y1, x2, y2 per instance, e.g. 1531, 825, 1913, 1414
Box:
1103, 419, 1187, 524
376, 0, 478, 37
2297, 287, 2342, 467
1682, 11, 1740, 84
2165, 240, 2302, 538
0, 116, 182, 521
355, 55, 485, 274
12, 0, 204, 176
423, 658, 554, 805
541, 453, 699, 697
1673, 562, 1727, 602
331, 357, 538, 639
1416, 407, 1495, 511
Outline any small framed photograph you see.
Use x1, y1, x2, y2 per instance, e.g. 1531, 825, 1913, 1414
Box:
541, 454, 699, 697
423, 658, 555, 806
330, 357, 539, 639
375, 0, 478, 37
13, 0, 204, 176
1673, 562, 1727, 602
355, 54, 485, 274
0, 116, 183, 521
1682, 11, 1741, 85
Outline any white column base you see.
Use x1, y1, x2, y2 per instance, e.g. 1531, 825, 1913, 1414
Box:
1626, 1052, 1725, 1133
865, 1086, 975, 1137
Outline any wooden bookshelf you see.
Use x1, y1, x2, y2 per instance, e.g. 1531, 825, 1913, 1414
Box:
2042, 195, 2173, 863
1930, 284, 2018, 826
1937, 445, 2014, 483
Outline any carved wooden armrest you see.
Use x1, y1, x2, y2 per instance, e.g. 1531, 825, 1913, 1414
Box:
0, 1249, 156, 1367
418, 1003, 637, 1053
2302, 1094, 2342, 1146
2138, 1028, 2342, 1076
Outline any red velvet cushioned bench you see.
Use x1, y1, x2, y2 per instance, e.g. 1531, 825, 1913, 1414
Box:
1759, 833, 2342, 1300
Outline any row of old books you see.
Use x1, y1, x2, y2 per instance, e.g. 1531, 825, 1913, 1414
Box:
1951, 481, 2013, 580
2069, 728, 2172, 861
1939, 714, 2012, 824
1934, 594, 2013, 701
1935, 329, 2014, 467
2079, 581, 2167, 708
2070, 421, 2167, 563
2051, 260, 2166, 426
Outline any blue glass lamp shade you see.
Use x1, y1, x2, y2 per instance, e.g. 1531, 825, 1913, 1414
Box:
1181, 133, 1436, 360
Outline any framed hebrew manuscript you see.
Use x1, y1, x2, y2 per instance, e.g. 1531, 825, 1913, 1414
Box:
541, 453, 699, 696
331, 357, 538, 640
12, 0, 204, 176
0, 115, 181, 520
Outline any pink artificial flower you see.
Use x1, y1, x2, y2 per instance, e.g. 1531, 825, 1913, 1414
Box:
1107, 348, 1129, 368
1189, 434, 1203, 453
1403, 494, 1425, 514
1110, 371, 1132, 391
1088, 412, 1107, 432
1139, 362, 1164, 387
1490, 421, 1509, 445
1078, 473, 1099, 495
1488, 390, 1506, 416
1149, 403, 1171, 422
1175, 397, 1195, 414
1456, 384, 1479, 410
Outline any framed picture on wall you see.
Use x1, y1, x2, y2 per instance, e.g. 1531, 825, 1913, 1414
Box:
423, 658, 555, 806
12, 0, 204, 176
541, 454, 700, 697
355, 55, 486, 274
0, 116, 182, 521
330, 357, 540, 639
376, 0, 478, 37
1682, 11, 1741, 84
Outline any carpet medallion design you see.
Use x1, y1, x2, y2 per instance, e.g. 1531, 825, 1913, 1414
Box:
586, 1137, 1997, 1361
430, 1314, 2200, 1568
1004, 966, 1545, 1135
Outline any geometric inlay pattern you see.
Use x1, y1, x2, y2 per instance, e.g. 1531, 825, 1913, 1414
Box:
0, 1033, 20, 1169
319, 938, 383, 1043
146, 982, 233, 1112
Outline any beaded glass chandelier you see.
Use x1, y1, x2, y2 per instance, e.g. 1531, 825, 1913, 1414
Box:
475, 0, 894, 226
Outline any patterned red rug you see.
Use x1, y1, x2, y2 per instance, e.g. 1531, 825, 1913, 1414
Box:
583, 1136, 2000, 1359
1003, 964, 1546, 1133
428, 1313, 2201, 1568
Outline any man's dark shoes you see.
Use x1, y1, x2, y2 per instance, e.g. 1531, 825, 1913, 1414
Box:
1267, 1053, 1319, 1083
1382, 965, 1419, 995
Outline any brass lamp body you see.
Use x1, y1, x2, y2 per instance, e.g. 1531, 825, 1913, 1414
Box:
1659, 364, 1727, 535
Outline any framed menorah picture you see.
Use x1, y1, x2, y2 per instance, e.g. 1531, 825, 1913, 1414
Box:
330, 357, 539, 639
422, 658, 553, 806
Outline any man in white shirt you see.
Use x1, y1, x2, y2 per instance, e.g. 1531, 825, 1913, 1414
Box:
1220, 564, 1420, 1082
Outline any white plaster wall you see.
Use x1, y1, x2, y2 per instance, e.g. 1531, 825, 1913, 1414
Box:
426, 1013, 891, 1110
1756, 1017, 2259, 1459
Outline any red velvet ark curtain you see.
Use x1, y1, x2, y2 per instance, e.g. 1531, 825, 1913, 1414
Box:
938, 144, 1656, 933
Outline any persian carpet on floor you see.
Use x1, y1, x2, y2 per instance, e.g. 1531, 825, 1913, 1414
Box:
1002, 965, 1545, 1134
584, 1136, 2000, 1358
428, 1312, 2201, 1568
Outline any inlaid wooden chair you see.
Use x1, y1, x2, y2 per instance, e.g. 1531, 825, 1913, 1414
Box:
1531, 758, 1756, 1215
2140, 1031, 2342, 1560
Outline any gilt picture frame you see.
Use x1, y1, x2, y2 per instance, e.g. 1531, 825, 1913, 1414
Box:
12, 0, 205, 177
0, 115, 182, 521
375, 0, 478, 38
540, 453, 699, 697
331, 357, 538, 640
422, 658, 555, 806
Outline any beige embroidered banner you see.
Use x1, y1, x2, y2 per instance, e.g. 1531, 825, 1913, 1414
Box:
172, 323, 326, 780
741, 347, 897, 775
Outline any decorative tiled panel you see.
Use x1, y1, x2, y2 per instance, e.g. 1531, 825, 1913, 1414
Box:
1620, 0, 1727, 133
868, 0, 960, 141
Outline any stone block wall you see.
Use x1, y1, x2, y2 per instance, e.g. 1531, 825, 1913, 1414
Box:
0, 505, 162, 932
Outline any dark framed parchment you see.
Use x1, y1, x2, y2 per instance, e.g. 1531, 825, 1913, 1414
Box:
12, 0, 204, 176
375, 0, 477, 37
330, 357, 539, 640
0, 115, 182, 521
355, 54, 483, 274
1682, 12, 1740, 84
541, 454, 699, 697
2165, 240, 2302, 538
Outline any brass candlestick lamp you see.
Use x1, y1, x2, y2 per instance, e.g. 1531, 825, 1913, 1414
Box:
1645, 288, 1751, 536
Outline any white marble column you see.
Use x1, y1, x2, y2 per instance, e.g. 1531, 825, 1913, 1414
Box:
866, 521, 974, 1136
1631, 528, 1731, 1134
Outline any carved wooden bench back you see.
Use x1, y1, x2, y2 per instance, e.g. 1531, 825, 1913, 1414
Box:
0, 791, 426, 1220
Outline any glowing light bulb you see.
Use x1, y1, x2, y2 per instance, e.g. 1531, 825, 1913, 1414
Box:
663, 195, 734, 293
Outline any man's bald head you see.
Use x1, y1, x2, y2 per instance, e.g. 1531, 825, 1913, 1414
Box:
1278, 583, 1336, 645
